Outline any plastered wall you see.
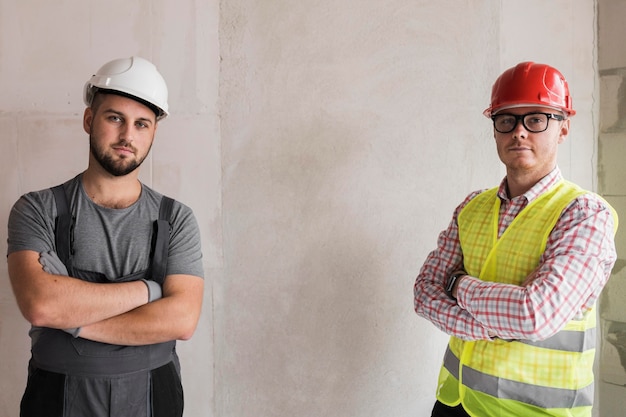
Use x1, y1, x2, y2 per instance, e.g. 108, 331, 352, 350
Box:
0, 1, 602, 417
218, 1, 598, 416
597, 0, 626, 415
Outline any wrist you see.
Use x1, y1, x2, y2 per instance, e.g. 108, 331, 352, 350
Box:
141, 279, 163, 303
445, 270, 466, 300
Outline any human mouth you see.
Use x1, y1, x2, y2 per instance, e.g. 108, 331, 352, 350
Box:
508, 145, 530, 152
113, 146, 135, 156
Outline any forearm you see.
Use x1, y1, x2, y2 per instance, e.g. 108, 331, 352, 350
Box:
80, 298, 194, 345
8, 250, 150, 329
415, 251, 493, 340
456, 255, 609, 341
415, 270, 493, 340
414, 205, 494, 340
79, 274, 204, 345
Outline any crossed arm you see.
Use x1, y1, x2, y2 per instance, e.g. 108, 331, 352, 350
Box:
8, 249, 204, 346
414, 194, 616, 342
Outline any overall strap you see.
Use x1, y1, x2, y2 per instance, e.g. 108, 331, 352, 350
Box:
151, 196, 175, 285
51, 186, 175, 285
51, 184, 73, 270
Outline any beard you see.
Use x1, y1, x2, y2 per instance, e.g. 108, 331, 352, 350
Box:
89, 135, 150, 177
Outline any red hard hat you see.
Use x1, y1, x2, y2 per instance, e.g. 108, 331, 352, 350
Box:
483, 62, 575, 118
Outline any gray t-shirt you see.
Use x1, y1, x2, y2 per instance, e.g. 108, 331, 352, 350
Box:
8, 173, 204, 280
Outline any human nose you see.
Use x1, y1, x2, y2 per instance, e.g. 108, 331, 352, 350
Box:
511, 118, 528, 139
119, 122, 134, 142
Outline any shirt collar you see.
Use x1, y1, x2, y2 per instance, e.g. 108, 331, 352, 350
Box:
497, 167, 562, 203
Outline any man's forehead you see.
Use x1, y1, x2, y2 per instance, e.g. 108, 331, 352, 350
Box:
98, 93, 157, 120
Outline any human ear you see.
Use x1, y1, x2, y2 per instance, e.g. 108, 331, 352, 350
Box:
557, 118, 570, 144
83, 108, 93, 134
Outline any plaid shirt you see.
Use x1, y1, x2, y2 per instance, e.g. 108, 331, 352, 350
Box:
414, 168, 617, 341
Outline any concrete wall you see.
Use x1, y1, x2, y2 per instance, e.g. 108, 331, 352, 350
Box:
218, 1, 598, 416
597, 0, 626, 415
0, 1, 602, 416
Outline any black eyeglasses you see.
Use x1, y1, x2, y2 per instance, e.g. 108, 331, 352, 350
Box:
491, 112, 565, 133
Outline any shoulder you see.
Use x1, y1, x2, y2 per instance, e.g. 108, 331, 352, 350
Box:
139, 184, 197, 223
560, 187, 617, 233
573, 193, 616, 222
12, 187, 57, 218
9, 175, 88, 230
561, 180, 615, 214
8, 181, 77, 255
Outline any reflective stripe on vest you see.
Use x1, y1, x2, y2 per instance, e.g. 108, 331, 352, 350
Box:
519, 327, 596, 352
443, 346, 594, 408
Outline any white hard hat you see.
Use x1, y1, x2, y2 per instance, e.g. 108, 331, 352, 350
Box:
84, 56, 169, 120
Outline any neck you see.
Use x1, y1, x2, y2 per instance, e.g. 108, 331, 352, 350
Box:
505, 176, 533, 198
82, 168, 142, 209
505, 167, 552, 198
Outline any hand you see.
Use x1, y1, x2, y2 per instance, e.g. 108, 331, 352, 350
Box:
39, 250, 69, 276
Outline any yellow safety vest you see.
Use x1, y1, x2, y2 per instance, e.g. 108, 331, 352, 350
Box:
436, 179, 617, 417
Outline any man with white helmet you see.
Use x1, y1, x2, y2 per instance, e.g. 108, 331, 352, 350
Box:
7, 56, 204, 417
414, 62, 617, 417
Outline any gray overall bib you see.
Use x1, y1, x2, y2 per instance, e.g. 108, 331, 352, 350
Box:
20, 184, 183, 417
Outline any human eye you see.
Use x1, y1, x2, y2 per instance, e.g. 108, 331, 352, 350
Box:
135, 120, 152, 129
525, 114, 546, 127
496, 115, 515, 127
108, 114, 123, 123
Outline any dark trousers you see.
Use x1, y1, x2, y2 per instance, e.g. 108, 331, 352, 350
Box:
431, 400, 471, 417
20, 361, 183, 417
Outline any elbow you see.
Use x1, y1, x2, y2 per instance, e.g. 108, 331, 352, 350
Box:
413, 284, 423, 314
414, 299, 424, 316
175, 313, 201, 341
518, 315, 556, 342
16, 291, 66, 328
20, 300, 56, 327
27, 313, 47, 327
517, 301, 559, 341
178, 332, 194, 342
525, 325, 557, 342
413, 281, 435, 317
177, 323, 198, 341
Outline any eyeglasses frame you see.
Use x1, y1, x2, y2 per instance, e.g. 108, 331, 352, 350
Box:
491, 112, 565, 134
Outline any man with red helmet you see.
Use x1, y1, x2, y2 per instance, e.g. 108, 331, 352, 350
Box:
414, 62, 617, 417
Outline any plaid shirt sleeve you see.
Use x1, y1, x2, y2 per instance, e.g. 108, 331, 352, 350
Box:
414, 190, 617, 342
413, 191, 494, 341
457, 194, 616, 341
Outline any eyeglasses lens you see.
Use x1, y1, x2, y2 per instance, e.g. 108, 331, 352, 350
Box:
493, 113, 549, 133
